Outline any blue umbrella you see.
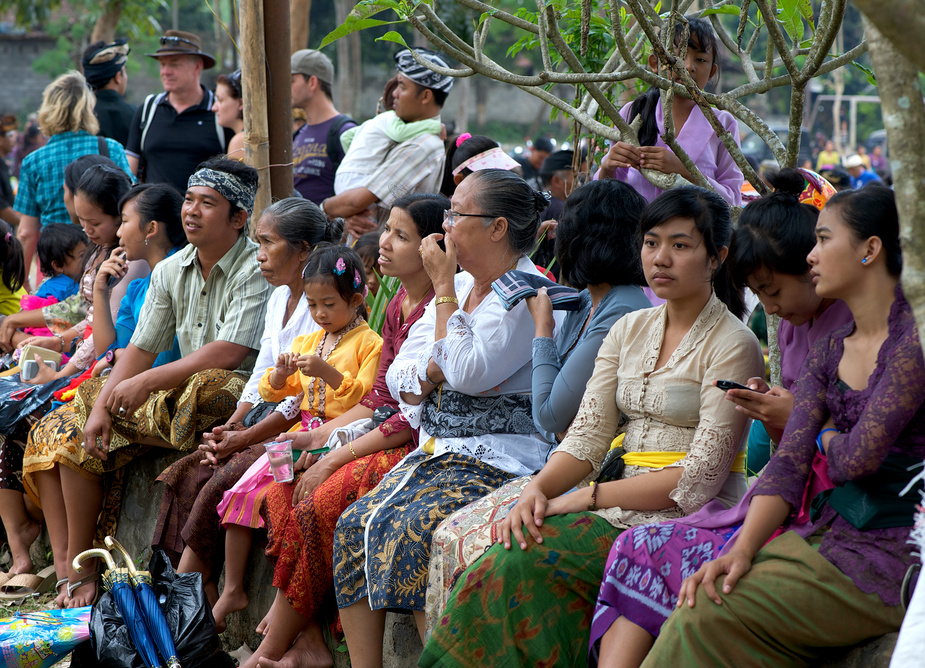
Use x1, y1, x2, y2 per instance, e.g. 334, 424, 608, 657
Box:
106, 536, 181, 668
73, 547, 162, 668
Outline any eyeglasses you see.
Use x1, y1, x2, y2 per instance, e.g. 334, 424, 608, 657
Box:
443, 210, 499, 227
160, 35, 199, 49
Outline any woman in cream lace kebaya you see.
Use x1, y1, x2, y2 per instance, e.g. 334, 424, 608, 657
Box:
419, 186, 765, 667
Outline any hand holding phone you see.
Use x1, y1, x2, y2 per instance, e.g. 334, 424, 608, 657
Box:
715, 379, 752, 392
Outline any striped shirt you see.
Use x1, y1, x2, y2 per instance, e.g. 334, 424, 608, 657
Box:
364, 124, 445, 226
14, 131, 133, 226
131, 233, 271, 375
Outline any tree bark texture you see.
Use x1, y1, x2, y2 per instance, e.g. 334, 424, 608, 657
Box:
290, 0, 311, 53
864, 18, 925, 357
853, 0, 925, 75
240, 0, 272, 224
264, 0, 293, 202
91, 0, 122, 43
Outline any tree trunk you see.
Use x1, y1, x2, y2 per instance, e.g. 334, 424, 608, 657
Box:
335, 0, 361, 117
290, 0, 311, 53
240, 0, 272, 223
864, 17, 925, 356
455, 76, 470, 134
91, 0, 122, 44
265, 0, 293, 201
853, 0, 925, 75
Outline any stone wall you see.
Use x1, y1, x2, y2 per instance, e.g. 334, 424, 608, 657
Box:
0, 35, 57, 116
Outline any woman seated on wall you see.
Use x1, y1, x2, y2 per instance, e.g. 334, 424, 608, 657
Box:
587, 167, 851, 667
643, 184, 925, 666
424, 177, 653, 632
21, 180, 184, 607
152, 197, 336, 600
240, 193, 447, 667
419, 186, 765, 667
332, 170, 559, 666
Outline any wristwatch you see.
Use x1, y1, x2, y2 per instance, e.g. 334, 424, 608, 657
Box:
105, 349, 116, 364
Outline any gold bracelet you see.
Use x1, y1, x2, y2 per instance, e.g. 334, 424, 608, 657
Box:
435, 295, 458, 306
348, 442, 358, 460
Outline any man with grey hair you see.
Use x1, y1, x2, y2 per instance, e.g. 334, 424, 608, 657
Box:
290, 48, 356, 204
321, 47, 452, 236
125, 30, 233, 194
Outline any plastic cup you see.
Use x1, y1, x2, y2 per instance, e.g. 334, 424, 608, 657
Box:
265, 440, 294, 483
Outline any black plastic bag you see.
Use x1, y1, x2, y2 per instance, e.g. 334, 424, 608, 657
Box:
73, 549, 234, 668
0, 374, 71, 433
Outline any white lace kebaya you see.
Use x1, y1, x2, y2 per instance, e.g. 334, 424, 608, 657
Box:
560, 292, 765, 530
386, 256, 563, 477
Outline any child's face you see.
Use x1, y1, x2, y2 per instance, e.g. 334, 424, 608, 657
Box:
57, 242, 87, 281
304, 279, 361, 334
364, 257, 379, 296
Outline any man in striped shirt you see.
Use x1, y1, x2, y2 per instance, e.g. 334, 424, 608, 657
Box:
82, 156, 271, 457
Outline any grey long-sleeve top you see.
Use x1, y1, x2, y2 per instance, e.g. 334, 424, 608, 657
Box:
531, 284, 652, 443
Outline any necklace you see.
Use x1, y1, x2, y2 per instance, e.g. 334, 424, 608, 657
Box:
305, 316, 362, 420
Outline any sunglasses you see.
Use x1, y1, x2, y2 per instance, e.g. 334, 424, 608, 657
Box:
160, 35, 199, 49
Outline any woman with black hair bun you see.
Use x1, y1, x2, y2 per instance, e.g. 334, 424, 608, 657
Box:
424, 178, 654, 631
420, 186, 763, 667
646, 183, 925, 667
584, 168, 850, 668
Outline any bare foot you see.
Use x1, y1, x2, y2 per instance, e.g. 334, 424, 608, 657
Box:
256, 597, 278, 635
212, 585, 249, 633
247, 628, 333, 668
6, 518, 41, 575
66, 579, 97, 608
53, 577, 68, 608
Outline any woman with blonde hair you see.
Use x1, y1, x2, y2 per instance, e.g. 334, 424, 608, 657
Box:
13, 71, 133, 281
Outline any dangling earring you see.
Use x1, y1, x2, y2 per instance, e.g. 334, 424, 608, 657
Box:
144, 238, 149, 246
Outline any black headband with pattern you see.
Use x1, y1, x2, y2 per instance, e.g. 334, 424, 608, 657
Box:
188, 168, 256, 215
82, 40, 130, 88
394, 48, 454, 93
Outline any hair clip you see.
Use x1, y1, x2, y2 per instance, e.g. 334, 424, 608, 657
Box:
353, 269, 363, 289
3, 232, 10, 243
456, 133, 472, 147
334, 257, 347, 275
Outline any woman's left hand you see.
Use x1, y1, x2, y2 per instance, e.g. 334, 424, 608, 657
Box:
16, 335, 58, 352
639, 146, 687, 177
292, 455, 331, 504
526, 287, 555, 338
544, 486, 592, 517
420, 233, 457, 292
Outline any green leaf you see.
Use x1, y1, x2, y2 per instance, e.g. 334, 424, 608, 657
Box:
319, 17, 404, 48
849, 60, 878, 87
700, 6, 740, 16
376, 30, 410, 47
776, 0, 804, 42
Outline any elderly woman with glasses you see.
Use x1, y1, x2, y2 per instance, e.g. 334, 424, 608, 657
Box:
330, 169, 559, 666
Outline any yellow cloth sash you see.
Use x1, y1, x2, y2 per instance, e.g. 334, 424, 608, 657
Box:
620, 449, 746, 474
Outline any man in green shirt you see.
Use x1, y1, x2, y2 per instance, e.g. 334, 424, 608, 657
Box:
83, 156, 271, 458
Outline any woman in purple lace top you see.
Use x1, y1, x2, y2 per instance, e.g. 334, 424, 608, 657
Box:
643, 184, 925, 666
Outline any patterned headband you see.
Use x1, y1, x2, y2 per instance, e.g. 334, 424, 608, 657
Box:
395, 48, 454, 93
188, 167, 256, 215
82, 40, 130, 87
452, 147, 521, 176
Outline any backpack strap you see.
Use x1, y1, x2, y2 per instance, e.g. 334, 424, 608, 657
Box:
97, 135, 109, 158
326, 114, 355, 172
139, 92, 167, 154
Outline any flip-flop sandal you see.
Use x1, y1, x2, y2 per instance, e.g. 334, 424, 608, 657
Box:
0, 565, 57, 603
65, 573, 101, 607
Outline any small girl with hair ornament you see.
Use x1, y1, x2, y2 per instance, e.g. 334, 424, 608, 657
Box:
0, 225, 27, 317
211, 244, 382, 630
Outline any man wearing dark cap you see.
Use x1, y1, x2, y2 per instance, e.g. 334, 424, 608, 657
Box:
125, 30, 233, 194
516, 136, 554, 190
290, 49, 356, 204
82, 39, 135, 146
322, 47, 452, 236
0, 116, 19, 226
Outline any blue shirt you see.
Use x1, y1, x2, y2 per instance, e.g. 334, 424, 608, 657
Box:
34, 274, 80, 302
850, 168, 881, 190
113, 274, 180, 368
14, 131, 133, 226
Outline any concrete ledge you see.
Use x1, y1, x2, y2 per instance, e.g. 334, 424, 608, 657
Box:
17, 450, 897, 668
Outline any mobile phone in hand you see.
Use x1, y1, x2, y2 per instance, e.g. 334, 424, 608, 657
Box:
108, 252, 127, 288
715, 379, 752, 392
